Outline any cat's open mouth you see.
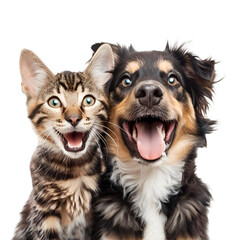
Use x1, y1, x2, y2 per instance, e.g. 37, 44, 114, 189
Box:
62, 131, 90, 152
55, 129, 90, 152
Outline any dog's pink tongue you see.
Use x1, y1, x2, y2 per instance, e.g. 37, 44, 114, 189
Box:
135, 121, 165, 160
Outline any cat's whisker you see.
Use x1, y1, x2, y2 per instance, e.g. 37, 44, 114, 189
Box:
41, 130, 54, 144
92, 128, 108, 148
91, 131, 103, 150
94, 126, 118, 151
39, 126, 55, 137
100, 120, 128, 135
40, 129, 55, 145
93, 122, 119, 140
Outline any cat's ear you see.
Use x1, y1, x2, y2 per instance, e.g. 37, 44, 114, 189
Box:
85, 44, 114, 88
20, 49, 54, 98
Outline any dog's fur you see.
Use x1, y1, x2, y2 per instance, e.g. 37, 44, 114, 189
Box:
92, 43, 216, 240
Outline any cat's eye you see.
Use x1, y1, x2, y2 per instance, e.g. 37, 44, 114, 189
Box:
83, 95, 95, 107
168, 75, 179, 86
48, 97, 62, 108
121, 77, 132, 87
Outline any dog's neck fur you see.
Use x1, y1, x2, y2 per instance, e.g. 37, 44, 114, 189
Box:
110, 156, 184, 240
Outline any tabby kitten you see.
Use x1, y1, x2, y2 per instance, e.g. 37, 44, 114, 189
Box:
13, 44, 114, 240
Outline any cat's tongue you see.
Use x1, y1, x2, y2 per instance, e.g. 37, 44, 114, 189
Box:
134, 121, 166, 160
64, 132, 83, 148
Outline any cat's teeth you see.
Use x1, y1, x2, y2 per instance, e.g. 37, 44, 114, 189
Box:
67, 141, 83, 149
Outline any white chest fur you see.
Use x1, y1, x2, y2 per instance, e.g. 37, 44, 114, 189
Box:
111, 158, 183, 240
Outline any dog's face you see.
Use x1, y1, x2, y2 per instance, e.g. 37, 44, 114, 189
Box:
92, 43, 216, 165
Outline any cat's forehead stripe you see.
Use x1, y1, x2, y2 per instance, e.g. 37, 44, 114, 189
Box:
56, 71, 84, 92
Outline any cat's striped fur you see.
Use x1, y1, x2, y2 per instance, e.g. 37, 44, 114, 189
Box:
13, 44, 114, 240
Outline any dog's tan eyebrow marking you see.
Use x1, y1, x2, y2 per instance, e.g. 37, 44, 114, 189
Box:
125, 61, 142, 74
158, 59, 173, 73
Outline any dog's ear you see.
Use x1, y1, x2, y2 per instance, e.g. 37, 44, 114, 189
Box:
167, 44, 217, 146
91, 42, 109, 53
166, 44, 216, 117
91, 42, 120, 63
183, 51, 217, 145
184, 53, 216, 117
91, 42, 136, 64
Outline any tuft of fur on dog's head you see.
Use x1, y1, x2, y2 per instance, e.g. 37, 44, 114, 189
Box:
92, 42, 216, 165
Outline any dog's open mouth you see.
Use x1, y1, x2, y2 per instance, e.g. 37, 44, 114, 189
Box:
121, 117, 176, 161
55, 129, 89, 152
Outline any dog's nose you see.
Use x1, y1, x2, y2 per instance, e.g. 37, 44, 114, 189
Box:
135, 84, 163, 108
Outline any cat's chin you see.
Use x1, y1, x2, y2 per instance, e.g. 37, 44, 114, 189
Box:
62, 150, 87, 159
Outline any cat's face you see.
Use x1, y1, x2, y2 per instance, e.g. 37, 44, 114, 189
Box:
20, 44, 114, 159
29, 71, 109, 159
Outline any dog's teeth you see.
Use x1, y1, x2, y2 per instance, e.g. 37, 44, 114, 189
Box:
157, 125, 165, 141
132, 127, 137, 141
161, 151, 166, 158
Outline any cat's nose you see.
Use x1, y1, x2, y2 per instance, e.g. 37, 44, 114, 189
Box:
65, 115, 82, 127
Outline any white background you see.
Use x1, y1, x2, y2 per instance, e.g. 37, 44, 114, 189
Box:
0, 0, 239, 239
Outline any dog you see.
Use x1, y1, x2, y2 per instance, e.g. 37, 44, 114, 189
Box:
91, 43, 216, 240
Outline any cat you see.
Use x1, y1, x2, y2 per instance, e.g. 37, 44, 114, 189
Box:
13, 44, 114, 240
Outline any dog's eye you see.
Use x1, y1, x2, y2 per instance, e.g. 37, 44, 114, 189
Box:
121, 78, 132, 87
168, 75, 179, 86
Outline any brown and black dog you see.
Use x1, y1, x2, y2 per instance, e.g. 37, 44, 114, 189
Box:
92, 43, 216, 240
